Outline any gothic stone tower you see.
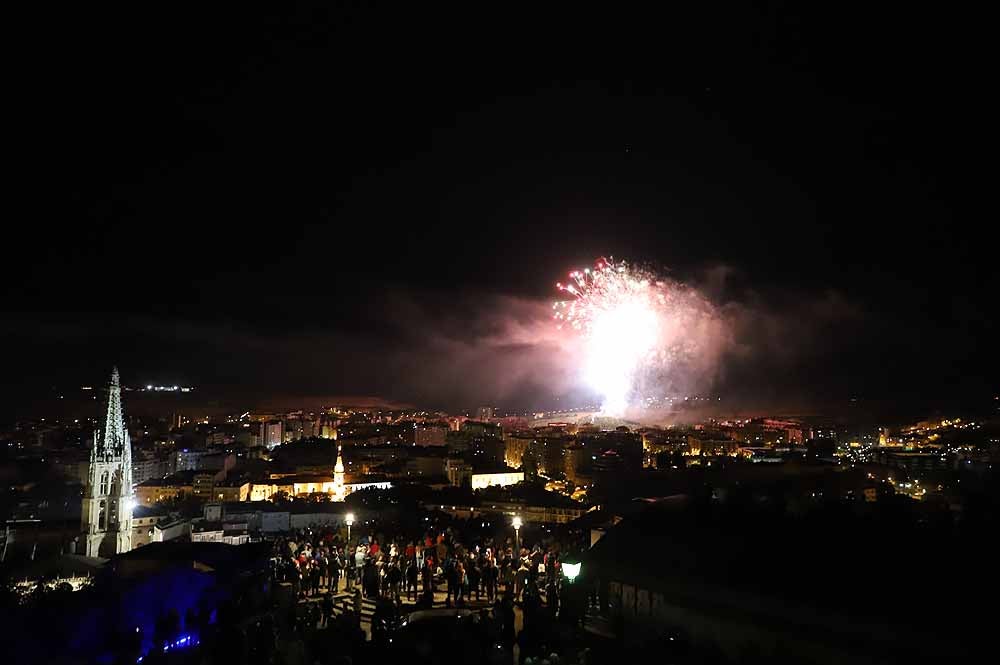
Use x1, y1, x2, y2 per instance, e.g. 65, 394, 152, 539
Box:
81, 367, 134, 557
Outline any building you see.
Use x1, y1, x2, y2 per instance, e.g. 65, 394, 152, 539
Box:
132, 455, 172, 485
136, 471, 197, 505
504, 432, 534, 468
445, 457, 473, 487
414, 423, 449, 446
470, 435, 506, 466
265, 420, 283, 449
152, 518, 192, 542
762, 418, 806, 445
580, 505, 981, 663
191, 522, 250, 545
565, 443, 594, 485
461, 420, 502, 438
876, 451, 950, 472
248, 467, 390, 502
131, 505, 170, 549
332, 444, 347, 501
320, 419, 338, 440
212, 480, 251, 503
531, 436, 569, 476
475, 406, 495, 422
174, 449, 236, 474
192, 472, 216, 499
80, 368, 135, 557
687, 435, 739, 457
470, 468, 524, 490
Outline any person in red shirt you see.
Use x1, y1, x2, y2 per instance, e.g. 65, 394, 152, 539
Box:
369, 539, 379, 556
405, 542, 415, 559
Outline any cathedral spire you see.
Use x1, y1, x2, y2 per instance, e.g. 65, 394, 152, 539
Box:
101, 366, 127, 457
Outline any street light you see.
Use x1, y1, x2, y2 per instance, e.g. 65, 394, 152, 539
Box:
562, 560, 582, 583
512, 515, 522, 556
345, 512, 354, 542
559, 554, 584, 627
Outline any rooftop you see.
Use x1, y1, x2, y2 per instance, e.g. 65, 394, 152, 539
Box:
138, 470, 201, 486
133, 505, 170, 519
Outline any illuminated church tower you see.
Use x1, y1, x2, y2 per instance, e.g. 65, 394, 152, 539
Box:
80, 368, 134, 557
332, 444, 346, 501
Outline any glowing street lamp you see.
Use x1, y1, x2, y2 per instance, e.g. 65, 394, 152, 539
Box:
562, 560, 582, 583
345, 512, 354, 542
512, 515, 522, 555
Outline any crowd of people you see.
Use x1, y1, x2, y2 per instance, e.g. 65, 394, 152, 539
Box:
270, 523, 568, 605
262, 520, 584, 663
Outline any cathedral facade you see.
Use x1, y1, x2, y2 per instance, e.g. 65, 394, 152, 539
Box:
80, 367, 135, 557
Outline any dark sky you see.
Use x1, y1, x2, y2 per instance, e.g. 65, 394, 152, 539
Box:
4, 4, 996, 418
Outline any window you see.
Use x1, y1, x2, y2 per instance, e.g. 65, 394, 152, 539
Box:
100, 471, 109, 495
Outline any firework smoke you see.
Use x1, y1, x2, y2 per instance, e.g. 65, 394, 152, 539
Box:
555, 258, 725, 416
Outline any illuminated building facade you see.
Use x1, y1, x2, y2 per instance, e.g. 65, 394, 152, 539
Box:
80, 368, 135, 557
470, 469, 524, 490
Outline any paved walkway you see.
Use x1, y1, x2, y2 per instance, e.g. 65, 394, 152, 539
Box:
298, 585, 521, 639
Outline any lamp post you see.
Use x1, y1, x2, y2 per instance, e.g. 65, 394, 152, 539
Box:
560, 553, 584, 626
345, 512, 354, 543
512, 515, 522, 557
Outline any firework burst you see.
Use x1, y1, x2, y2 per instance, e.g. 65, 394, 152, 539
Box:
554, 258, 716, 416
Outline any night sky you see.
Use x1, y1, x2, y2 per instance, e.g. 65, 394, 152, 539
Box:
4, 4, 995, 418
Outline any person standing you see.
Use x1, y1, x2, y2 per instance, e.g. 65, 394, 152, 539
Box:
502, 559, 514, 595
483, 557, 498, 602
362, 557, 377, 599
467, 559, 482, 602
515, 562, 528, 602
455, 560, 466, 606
345, 550, 356, 591
311, 562, 322, 596
421, 556, 434, 596
318, 551, 329, 590
405, 557, 418, 602
386, 559, 402, 603
444, 556, 457, 607
330, 551, 342, 593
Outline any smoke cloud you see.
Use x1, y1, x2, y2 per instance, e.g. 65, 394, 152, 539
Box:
0, 268, 867, 419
